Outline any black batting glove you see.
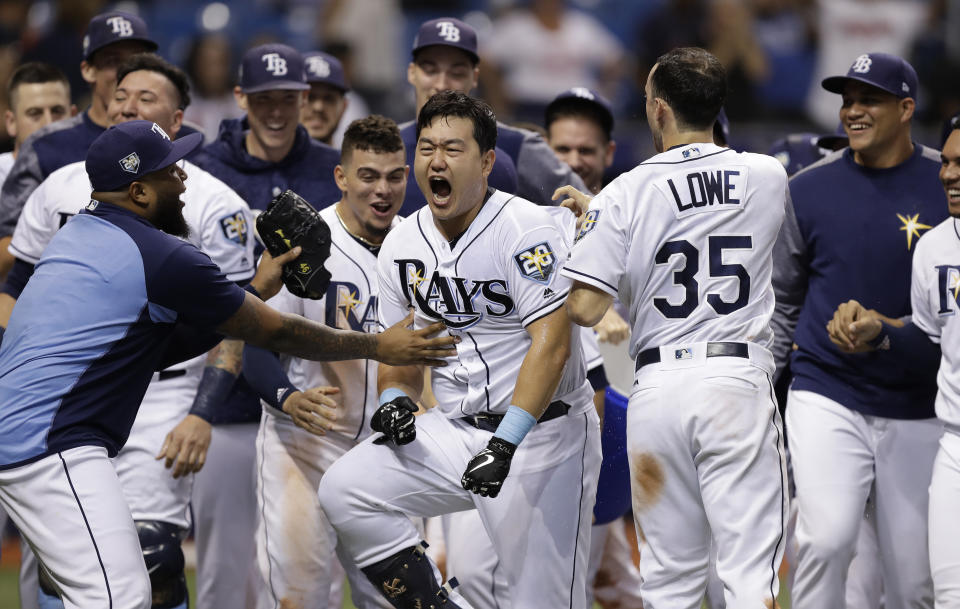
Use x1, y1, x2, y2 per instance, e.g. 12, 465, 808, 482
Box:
461, 437, 517, 498
371, 396, 419, 446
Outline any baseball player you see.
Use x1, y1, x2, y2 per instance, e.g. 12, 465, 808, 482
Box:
318, 91, 602, 609
771, 52, 946, 609
0, 11, 156, 276
241, 115, 408, 609
301, 51, 350, 145
397, 17, 586, 217
0, 53, 259, 609
824, 121, 958, 607
0, 59, 73, 607
187, 42, 344, 609
563, 47, 789, 607
0, 118, 457, 609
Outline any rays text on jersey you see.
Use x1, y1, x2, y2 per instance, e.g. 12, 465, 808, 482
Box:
395, 259, 515, 329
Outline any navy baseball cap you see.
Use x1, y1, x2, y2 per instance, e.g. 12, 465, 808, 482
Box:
412, 18, 479, 64
86, 120, 203, 192
545, 87, 614, 137
942, 112, 960, 147
83, 11, 156, 61
238, 44, 309, 94
303, 52, 349, 92
822, 52, 918, 101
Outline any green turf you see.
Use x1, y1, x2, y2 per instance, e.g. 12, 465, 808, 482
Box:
0, 566, 788, 608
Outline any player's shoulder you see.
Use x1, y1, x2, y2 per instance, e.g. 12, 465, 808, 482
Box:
789, 147, 847, 186
38, 159, 88, 190
914, 217, 957, 256
23, 114, 86, 150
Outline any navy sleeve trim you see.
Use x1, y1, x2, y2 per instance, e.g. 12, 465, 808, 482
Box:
561, 267, 618, 294
1, 258, 35, 299
521, 290, 569, 327
242, 344, 298, 410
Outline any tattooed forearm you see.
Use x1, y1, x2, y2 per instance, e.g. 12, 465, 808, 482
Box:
267, 312, 379, 362
205, 339, 243, 375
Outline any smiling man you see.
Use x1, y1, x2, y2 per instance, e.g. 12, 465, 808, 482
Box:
243, 115, 408, 609
300, 51, 350, 145
318, 91, 601, 609
770, 52, 947, 609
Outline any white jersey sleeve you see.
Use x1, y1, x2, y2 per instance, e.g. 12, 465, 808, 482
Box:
9, 162, 87, 264
502, 221, 573, 327
911, 231, 942, 344
181, 161, 256, 282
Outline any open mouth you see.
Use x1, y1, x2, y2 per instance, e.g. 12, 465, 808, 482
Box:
370, 201, 392, 215
847, 122, 870, 133
429, 177, 452, 203
947, 186, 960, 202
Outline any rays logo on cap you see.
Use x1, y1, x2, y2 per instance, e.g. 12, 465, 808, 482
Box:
436, 21, 461, 42
106, 16, 134, 37
852, 54, 872, 74
151, 122, 170, 140
262, 52, 288, 76
119, 152, 140, 174
570, 87, 595, 100
306, 56, 331, 78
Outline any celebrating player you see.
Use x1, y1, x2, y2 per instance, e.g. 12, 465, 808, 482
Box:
397, 17, 585, 215
825, 121, 959, 607
187, 42, 343, 608
563, 47, 790, 607
242, 115, 407, 608
771, 52, 946, 609
301, 51, 350, 145
0, 118, 457, 609
0, 53, 256, 609
318, 91, 602, 609
0, 11, 156, 275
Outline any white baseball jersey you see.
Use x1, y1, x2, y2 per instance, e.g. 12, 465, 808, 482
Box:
911, 217, 960, 427
266, 205, 392, 440
10, 159, 255, 280
562, 142, 788, 362
377, 190, 592, 417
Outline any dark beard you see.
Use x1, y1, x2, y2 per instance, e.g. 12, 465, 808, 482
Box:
154, 192, 190, 238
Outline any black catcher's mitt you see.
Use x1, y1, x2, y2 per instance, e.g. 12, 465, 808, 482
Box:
256, 190, 332, 299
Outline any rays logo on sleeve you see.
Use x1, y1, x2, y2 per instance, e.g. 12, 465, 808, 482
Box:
219, 211, 249, 246
575, 209, 601, 243
513, 242, 556, 285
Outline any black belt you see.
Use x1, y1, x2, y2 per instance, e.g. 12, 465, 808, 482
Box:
461, 400, 571, 433
157, 369, 187, 382
635, 341, 749, 372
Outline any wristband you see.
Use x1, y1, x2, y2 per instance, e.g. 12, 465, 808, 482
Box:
379, 387, 408, 406
189, 367, 237, 423
493, 405, 537, 445
244, 283, 261, 299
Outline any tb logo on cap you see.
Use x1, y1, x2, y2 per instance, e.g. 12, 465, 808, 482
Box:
436, 21, 461, 42
262, 53, 289, 76
570, 87, 595, 100
151, 123, 170, 140
852, 54, 872, 74
106, 16, 134, 37
306, 56, 330, 78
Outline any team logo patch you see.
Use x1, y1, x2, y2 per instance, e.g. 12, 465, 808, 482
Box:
219, 211, 249, 246
119, 152, 140, 174
682, 147, 701, 159
675, 348, 693, 360
262, 52, 288, 76
86, 200, 99, 212
897, 212, 932, 250
851, 54, 872, 73
513, 242, 556, 285
306, 56, 330, 78
575, 209, 601, 243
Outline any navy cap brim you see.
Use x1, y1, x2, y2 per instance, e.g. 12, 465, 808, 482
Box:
241, 81, 310, 94
821, 75, 907, 98
154, 132, 204, 172
85, 36, 158, 60
306, 79, 348, 92
412, 43, 479, 64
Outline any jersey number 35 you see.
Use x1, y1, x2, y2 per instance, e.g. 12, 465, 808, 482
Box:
654, 235, 752, 319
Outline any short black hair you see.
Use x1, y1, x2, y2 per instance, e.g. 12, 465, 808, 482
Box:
545, 99, 613, 142
416, 90, 497, 153
650, 47, 727, 131
342, 115, 404, 164
116, 53, 191, 110
6, 62, 70, 111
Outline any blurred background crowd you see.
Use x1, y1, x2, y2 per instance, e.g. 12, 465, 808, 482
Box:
0, 0, 957, 175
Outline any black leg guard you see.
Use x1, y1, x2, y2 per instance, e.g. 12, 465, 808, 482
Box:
135, 520, 188, 609
361, 541, 464, 609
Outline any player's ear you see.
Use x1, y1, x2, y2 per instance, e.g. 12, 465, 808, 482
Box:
127, 180, 151, 208
233, 87, 247, 111
480, 147, 495, 179
406, 62, 417, 88
334, 164, 347, 192
4, 109, 14, 141
170, 109, 184, 137
899, 97, 915, 123
80, 61, 99, 86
